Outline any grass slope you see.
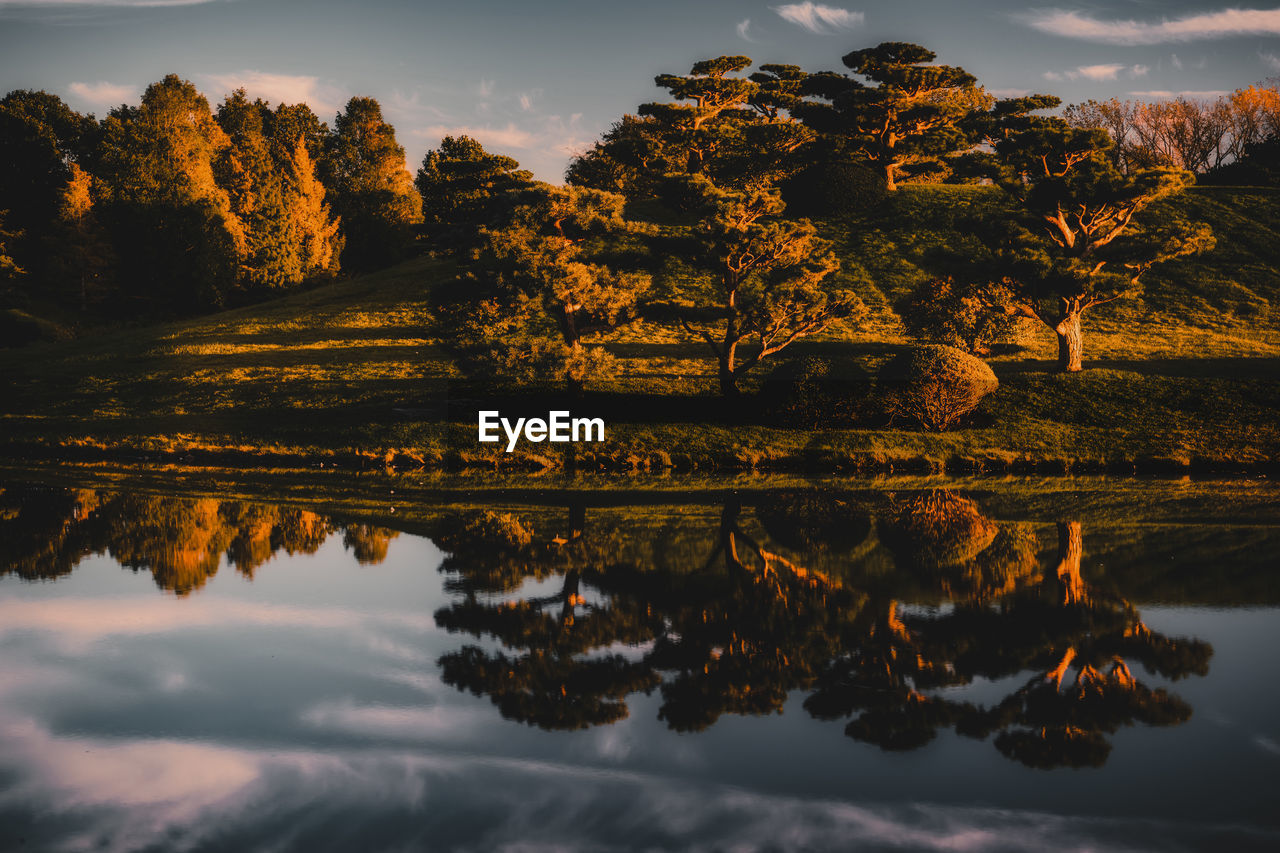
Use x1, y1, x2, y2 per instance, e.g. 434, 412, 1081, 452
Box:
1, 187, 1278, 473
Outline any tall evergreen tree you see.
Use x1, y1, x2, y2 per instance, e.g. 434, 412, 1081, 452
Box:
0, 90, 95, 285
92, 74, 244, 312
216, 90, 297, 291
45, 164, 114, 310
320, 96, 421, 271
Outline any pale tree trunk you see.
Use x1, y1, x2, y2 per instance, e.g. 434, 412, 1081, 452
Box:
1055, 521, 1086, 606
883, 161, 897, 191
1055, 312, 1084, 373
719, 280, 742, 398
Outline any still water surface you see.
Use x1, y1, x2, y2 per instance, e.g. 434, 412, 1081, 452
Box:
0, 480, 1277, 851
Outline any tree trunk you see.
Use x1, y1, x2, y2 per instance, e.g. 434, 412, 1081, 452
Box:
719, 284, 742, 398
1055, 312, 1084, 373
1055, 521, 1085, 606
883, 162, 897, 191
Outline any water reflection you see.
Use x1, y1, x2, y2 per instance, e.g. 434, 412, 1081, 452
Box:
431, 491, 1211, 768
1, 479, 1277, 850
0, 484, 397, 593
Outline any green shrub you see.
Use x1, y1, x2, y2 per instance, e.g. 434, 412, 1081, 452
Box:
759, 355, 872, 427
878, 344, 998, 430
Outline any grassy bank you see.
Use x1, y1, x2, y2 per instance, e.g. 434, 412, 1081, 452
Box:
1, 187, 1278, 474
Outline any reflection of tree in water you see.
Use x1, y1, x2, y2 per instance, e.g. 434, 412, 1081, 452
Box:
435, 504, 661, 729
434, 492, 1211, 768
0, 484, 395, 593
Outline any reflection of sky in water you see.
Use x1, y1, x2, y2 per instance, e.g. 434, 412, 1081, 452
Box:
1, 530, 1278, 852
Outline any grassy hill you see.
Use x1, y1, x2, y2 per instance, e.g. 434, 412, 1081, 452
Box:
1, 185, 1277, 474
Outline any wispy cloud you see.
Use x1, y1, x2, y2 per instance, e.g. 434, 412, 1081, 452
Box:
1171, 53, 1184, 70
736, 17, 755, 42
477, 79, 495, 99
1043, 63, 1149, 82
418, 122, 535, 151
1263, 51, 1280, 70
773, 2, 863, 34
1022, 7, 1280, 45
1129, 89, 1231, 99
67, 80, 136, 109
201, 71, 346, 117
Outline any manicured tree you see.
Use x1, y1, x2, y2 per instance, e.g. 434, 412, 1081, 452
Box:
415, 134, 533, 247
320, 96, 421, 271
565, 114, 677, 197
91, 74, 245, 312
677, 177, 863, 398
440, 184, 650, 394
793, 43, 990, 190
978, 119, 1213, 372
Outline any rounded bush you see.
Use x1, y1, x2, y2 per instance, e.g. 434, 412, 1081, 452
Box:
878, 344, 998, 431
759, 355, 872, 428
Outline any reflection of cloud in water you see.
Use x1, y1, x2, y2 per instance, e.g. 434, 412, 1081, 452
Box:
3, 710, 1265, 853
0, 596, 433, 652
301, 700, 480, 740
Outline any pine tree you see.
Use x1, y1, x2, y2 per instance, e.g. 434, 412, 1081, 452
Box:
320, 97, 421, 271
92, 74, 244, 312
416, 135, 533, 248
284, 138, 342, 279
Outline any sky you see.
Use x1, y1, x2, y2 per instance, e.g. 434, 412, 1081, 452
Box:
2, 0, 1280, 182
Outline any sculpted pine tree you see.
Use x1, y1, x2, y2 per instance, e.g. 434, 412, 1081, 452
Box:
416, 135, 533, 247
981, 119, 1214, 371
320, 97, 421, 270
443, 185, 650, 394
794, 43, 990, 189
679, 178, 863, 397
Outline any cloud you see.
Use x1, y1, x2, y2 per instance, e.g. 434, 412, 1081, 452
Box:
67, 80, 136, 109
1171, 53, 1184, 70
1022, 7, 1280, 45
736, 17, 755, 42
418, 123, 535, 151
986, 88, 1030, 98
773, 2, 863, 34
1263, 51, 1280, 70
1129, 90, 1231, 99
201, 71, 346, 117
477, 79, 495, 99
518, 93, 534, 112
1043, 63, 1150, 82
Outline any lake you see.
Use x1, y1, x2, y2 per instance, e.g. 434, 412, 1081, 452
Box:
0, 472, 1277, 851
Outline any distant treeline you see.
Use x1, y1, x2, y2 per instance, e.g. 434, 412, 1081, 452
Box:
2, 54, 1279, 373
